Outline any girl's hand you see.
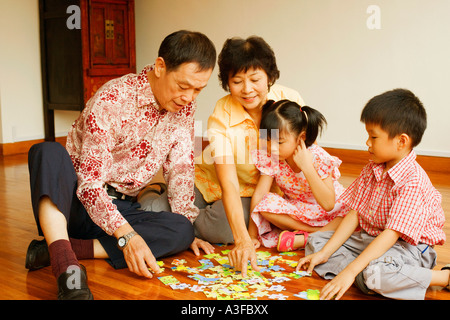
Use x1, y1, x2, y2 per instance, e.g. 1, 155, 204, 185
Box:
296, 250, 329, 275
292, 139, 314, 172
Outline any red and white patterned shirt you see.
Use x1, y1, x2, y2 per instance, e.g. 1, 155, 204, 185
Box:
339, 150, 445, 246
66, 65, 199, 235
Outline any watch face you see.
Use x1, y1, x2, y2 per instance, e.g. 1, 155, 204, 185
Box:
118, 237, 126, 247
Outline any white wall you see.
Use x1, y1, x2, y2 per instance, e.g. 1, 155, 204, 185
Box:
135, 0, 450, 157
0, 0, 449, 157
0, 0, 79, 144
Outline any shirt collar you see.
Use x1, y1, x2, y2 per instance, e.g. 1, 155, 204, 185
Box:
372, 150, 417, 184
229, 96, 258, 127
136, 64, 159, 109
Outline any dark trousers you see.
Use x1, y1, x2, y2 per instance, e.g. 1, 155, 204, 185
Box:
28, 142, 194, 269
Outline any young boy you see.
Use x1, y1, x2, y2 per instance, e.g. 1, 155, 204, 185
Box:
297, 88, 448, 300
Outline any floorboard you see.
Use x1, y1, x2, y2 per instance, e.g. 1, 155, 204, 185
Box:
1, 153, 450, 300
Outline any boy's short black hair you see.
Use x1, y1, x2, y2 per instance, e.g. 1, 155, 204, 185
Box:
218, 36, 280, 91
158, 30, 216, 72
360, 88, 427, 148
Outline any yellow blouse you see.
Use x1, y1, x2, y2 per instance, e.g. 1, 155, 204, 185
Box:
195, 84, 304, 203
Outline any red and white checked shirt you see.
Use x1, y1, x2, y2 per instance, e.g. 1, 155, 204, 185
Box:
66, 65, 199, 236
340, 151, 445, 246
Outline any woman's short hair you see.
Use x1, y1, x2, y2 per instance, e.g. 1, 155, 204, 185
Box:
218, 36, 280, 91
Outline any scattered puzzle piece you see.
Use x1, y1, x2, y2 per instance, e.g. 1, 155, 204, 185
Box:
268, 293, 289, 300
158, 275, 180, 286
294, 289, 321, 300
279, 251, 298, 256
190, 285, 206, 292
268, 285, 286, 292
159, 248, 318, 300
171, 259, 186, 266
170, 283, 191, 290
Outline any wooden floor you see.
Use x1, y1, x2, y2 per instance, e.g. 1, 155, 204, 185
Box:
1, 153, 450, 301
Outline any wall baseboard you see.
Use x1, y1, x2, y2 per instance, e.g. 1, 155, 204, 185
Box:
1, 137, 448, 175
323, 147, 450, 175
0, 137, 67, 156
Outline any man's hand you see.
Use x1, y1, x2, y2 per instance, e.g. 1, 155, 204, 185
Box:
123, 234, 160, 278
190, 237, 215, 256
228, 240, 260, 278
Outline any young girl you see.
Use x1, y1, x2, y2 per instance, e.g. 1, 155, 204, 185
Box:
249, 99, 350, 251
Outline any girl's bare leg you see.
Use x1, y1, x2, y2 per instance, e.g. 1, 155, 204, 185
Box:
261, 212, 343, 250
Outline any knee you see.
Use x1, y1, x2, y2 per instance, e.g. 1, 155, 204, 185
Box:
305, 231, 335, 255
166, 213, 195, 251
363, 259, 401, 293
29, 141, 67, 164
29, 141, 65, 156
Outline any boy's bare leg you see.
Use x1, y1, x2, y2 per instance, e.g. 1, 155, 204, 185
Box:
430, 269, 450, 287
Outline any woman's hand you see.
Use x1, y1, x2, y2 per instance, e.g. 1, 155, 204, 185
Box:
228, 239, 260, 278
190, 237, 215, 256
250, 237, 261, 249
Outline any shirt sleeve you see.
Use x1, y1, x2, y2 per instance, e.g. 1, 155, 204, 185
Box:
338, 163, 373, 213
163, 109, 199, 223
207, 120, 234, 160
251, 149, 278, 177
72, 93, 127, 236
311, 146, 342, 180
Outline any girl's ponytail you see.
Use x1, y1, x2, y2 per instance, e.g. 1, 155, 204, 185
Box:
259, 99, 327, 146
302, 106, 327, 147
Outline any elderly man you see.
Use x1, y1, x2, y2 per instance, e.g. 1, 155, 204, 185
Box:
25, 30, 216, 300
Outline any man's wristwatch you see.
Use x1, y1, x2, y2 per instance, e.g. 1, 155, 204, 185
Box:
117, 231, 137, 250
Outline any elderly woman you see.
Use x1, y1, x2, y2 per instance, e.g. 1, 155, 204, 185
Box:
193, 36, 305, 275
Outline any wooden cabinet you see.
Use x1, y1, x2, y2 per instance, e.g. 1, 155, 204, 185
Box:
39, 0, 136, 140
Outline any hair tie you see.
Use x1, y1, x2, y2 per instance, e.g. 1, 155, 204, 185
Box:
301, 105, 308, 123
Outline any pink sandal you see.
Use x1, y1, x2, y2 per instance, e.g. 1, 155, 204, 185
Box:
277, 230, 309, 252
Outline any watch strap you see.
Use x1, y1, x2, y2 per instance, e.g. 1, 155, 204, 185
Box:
118, 231, 137, 250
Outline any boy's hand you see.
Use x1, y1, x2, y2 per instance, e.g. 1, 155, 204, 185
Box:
320, 269, 356, 300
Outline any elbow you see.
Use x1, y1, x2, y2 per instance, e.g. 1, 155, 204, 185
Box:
321, 199, 336, 212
